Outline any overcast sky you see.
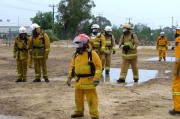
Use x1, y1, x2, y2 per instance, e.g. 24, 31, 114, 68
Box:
0, 0, 180, 29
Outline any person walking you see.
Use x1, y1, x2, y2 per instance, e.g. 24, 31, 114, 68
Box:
156, 32, 168, 61
67, 34, 102, 119
169, 26, 180, 115
103, 26, 116, 74
117, 23, 139, 83
89, 24, 106, 71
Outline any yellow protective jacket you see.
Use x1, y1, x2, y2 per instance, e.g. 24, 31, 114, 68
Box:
13, 36, 31, 60
104, 34, 116, 54
175, 36, 180, 59
156, 36, 168, 50
31, 32, 50, 59
68, 50, 102, 89
119, 33, 139, 59
89, 33, 106, 54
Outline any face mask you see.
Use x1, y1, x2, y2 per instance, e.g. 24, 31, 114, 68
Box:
19, 33, 27, 40
32, 29, 38, 37
105, 31, 111, 36
123, 28, 128, 32
92, 29, 98, 35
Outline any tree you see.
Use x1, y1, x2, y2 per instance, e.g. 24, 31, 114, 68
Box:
31, 11, 53, 30
57, 0, 95, 39
91, 15, 111, 31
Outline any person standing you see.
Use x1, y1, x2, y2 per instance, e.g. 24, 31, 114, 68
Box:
117, 23, 139, 83
67, 34, 102, 119
30, 23, 50, 82
169, 26, 180, 115
156, 32, 168, 61
103, 26, 116, 74
13, 26, 31, 82
89, 24, 106, 70
28, 37, 33, 68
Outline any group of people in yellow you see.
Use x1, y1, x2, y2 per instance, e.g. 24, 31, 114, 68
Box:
13, 23, 50, 83
13, 23, 180, 118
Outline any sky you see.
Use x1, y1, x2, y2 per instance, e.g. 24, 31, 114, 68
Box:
0, 0, 180, 29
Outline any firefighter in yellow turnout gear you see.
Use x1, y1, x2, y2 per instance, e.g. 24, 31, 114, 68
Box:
156, 32, 168, 61
30, 23, 50, 82
13, 26, 31, 82
117, 23, 139, 83
169, 26, 180, 115
28, 37, 33, 68
89, 24, 106, 68
67, 34, 102, 119
103, 26, 116, 74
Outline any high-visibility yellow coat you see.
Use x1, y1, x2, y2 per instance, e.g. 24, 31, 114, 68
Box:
119, 33, 139, 59
89, 33, 106, 54
172, 36, 180, 111
156, 36, 168, 50
13, 36, 31, 60
31, 32, 50, 59
68, 50, 102, 89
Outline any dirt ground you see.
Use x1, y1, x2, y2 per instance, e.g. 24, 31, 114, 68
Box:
0, 42, 179, 119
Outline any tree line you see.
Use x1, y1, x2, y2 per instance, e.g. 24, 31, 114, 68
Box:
31, 0, 175, 44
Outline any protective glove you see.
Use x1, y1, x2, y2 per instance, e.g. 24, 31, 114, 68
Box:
67, 78, 71, 86
113, 51, 116, 54
123, 45, 130, 54
93, 79, 99, 86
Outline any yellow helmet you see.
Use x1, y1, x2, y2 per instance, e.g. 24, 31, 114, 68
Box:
122, 23, 132, 29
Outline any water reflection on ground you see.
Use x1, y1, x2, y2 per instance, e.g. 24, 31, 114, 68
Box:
145, 57, 175, 62
101, 68, 170, 86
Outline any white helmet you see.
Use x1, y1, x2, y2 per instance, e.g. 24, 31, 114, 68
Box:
160, 32, 165, 36
19, 26, 27, 34
30, 23, 40, 31
104, 26, 112, 31
176, 26, 180, 30
91, 24, 100, 29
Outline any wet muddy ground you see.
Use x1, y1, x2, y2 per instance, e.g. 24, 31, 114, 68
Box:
0, 43, 179, 119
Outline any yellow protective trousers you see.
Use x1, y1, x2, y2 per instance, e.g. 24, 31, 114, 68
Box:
28, 54, 33, 68
34, 58, 48, 79
17, 58, 28, 80
119, 58, 139, 81
158, 47, 166, 61
172, 61, 180, 111
101, 53, 111, 71
74, 89, 99, 118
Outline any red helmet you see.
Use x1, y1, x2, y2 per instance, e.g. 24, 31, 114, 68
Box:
73, 34, 89, 48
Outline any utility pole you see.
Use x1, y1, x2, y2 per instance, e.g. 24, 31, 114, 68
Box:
126, 18, 132, 24
49, 4, 55, 32
96, 13, 103, 28
172, 17, 174, 41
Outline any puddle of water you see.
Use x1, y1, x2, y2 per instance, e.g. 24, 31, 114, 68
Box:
0, 115, 25, 119
145, 57, 175, 62
101, 68, 170, 86
50, 68, 170, 86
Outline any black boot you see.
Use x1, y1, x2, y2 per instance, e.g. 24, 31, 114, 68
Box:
45, 79, 49, 82
105, 70, 109, 74
134, 78, 139, 83
22, 79, 27, 82
33, 79, 41, 82
117, 78, 125, 83
15, 79, 22, 82
169, 109, 180, 115
92, 117, 99, 119
71, 114, 84, 118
